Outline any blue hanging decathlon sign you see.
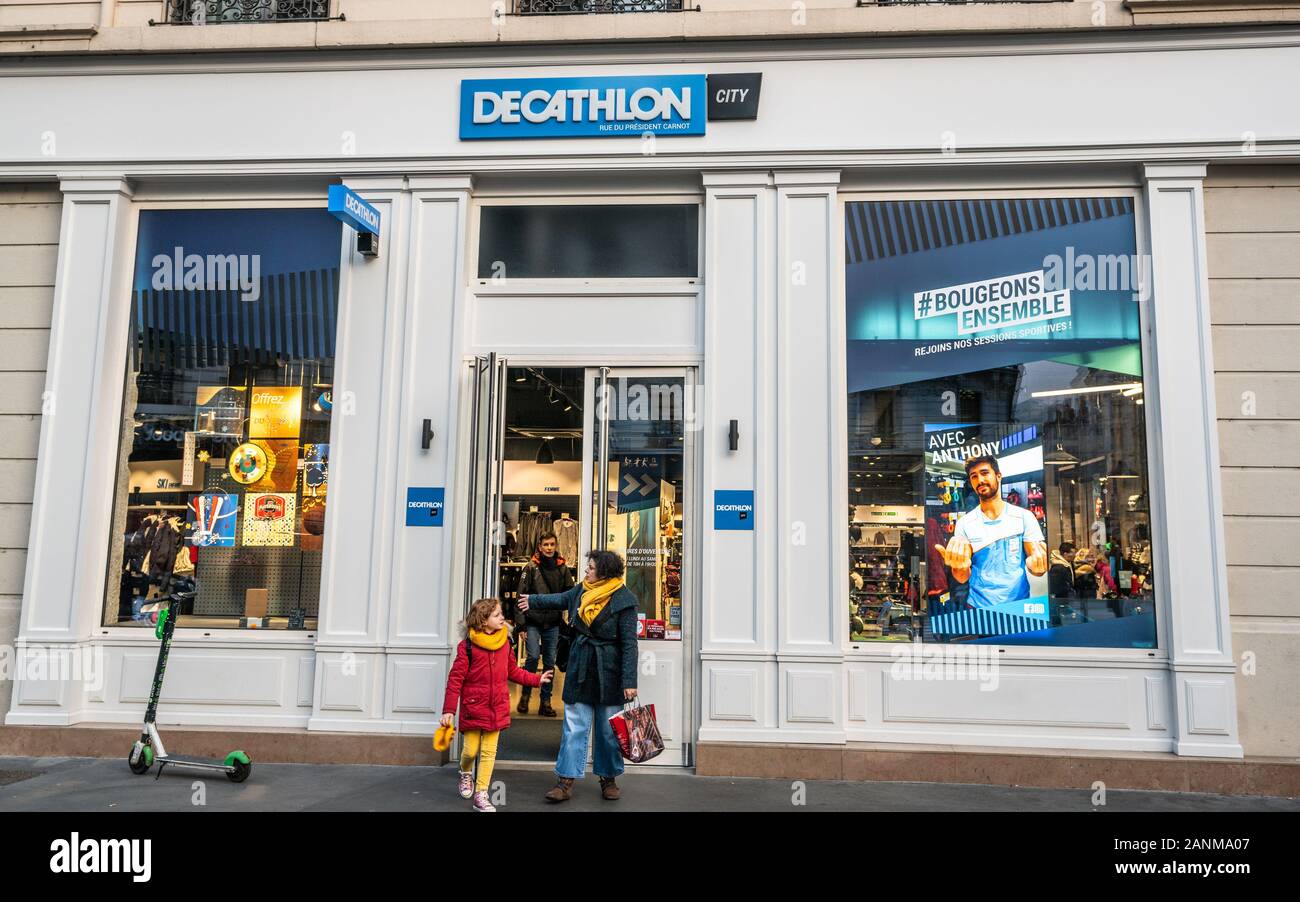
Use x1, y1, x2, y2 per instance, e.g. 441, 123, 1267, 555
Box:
327, 185, 381, 236
460, 74, 707, 140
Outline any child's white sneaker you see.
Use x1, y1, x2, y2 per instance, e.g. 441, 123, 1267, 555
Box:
472, 790, 496, 813
457, 771, 473, 799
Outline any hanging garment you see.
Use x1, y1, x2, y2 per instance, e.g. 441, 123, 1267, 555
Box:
554, 516, 580, 565
516, 511, 554, 561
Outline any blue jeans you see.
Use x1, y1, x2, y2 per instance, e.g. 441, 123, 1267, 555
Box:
555, 701, 625, 780
523, 624, 559, 702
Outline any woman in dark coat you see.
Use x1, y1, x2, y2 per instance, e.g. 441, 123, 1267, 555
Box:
517, 549, 638, 803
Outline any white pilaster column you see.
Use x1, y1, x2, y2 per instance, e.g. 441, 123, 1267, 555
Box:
773, 169, 846, 740
382, 176, 473, 730
1142, 162, 1243, 758
698, 171, 777, 737
8, 176, 133, 724
310, 176, 410, 732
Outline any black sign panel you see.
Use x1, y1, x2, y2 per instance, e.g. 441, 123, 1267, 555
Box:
707, 73, 762, 121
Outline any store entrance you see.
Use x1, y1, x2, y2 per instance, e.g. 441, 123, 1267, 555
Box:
460, 358, 695, 767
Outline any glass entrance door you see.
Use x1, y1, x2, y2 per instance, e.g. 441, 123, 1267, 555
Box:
583, 367, 695, 767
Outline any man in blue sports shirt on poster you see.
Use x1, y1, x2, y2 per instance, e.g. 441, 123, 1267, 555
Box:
935, 455, 1049, 608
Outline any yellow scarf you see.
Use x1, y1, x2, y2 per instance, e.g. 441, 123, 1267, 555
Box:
468, 627, 508, 651
578, 577, 624, 626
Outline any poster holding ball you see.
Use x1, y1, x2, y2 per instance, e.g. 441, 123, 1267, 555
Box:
303, 443, 328, 498
924, 423, 1049, 637
242, 492, 296, 547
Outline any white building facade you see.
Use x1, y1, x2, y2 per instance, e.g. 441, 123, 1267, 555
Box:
4, 10, 1298, 784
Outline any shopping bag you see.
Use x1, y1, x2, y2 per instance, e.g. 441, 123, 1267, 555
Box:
608, 699, 664, 763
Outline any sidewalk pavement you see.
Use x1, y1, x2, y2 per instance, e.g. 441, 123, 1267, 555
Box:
2, 756, 1297, 812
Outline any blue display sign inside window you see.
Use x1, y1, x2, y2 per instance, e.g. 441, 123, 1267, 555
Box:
406, 487, 445, 527
460, 74, 707, 140
714, 490, 755, 531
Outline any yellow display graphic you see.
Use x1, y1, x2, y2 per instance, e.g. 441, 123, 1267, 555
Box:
227, 442, 269, 485
249, 387, 302, 439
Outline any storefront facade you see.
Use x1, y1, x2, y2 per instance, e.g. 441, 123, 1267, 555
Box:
5, 20, 1298, 779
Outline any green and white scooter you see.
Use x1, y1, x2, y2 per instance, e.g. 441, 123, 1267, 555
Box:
128, 583, 252, 782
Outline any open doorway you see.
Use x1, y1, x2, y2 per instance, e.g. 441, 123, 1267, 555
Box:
495, 366, 584, 761
460, 358, 695, 767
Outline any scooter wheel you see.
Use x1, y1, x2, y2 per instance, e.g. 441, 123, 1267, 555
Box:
226, 760, 252, 783
128, 745, 153, 776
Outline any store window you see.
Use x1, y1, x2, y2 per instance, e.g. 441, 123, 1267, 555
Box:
477, 203, 699, 279
844, 197, 1156, 648
103, 209, 343, 629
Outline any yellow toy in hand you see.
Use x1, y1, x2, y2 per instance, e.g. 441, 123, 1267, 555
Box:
433, 722, 456, 752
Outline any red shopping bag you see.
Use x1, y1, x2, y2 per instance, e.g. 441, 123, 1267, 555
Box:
608, 699, 664, 763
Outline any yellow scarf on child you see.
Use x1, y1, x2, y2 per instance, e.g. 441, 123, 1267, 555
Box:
578, 577, 624, 626
468, 627, 508, 651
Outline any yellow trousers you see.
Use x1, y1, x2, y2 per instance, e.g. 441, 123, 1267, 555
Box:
459, 729, 500, 793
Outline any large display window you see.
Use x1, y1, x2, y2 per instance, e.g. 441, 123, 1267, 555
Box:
844, 196, 1156, 648
102, 208, 343, 629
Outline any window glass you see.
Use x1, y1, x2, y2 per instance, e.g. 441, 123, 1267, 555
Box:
104, 209, 342, 630
477, 204, 699, 278
845, 197, 1156, 648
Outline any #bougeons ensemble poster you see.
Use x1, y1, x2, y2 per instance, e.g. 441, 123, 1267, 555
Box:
845, 198, 1143, 394
242, 492, 297, 547
925, 423, 1049, 638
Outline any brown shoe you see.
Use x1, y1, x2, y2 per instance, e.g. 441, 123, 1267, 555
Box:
538, 701, 557, 718
516, 693, 530, 714
544, 777, 574, 803
599, 776, 620, 801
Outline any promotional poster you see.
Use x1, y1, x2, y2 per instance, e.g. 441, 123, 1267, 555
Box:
924, 423, 1049, 638
242, 492, 297, 547
847, 197, 1154, 648
845, 197, 1144, 394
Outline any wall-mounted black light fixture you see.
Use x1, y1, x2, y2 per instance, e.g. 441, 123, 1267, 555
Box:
728, 419, 740, 452
421, 419, 435, 450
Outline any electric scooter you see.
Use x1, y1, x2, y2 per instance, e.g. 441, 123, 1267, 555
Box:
128, 579, 252, 782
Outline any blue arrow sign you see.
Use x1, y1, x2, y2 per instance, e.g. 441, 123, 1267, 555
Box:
617, 456, 661, 513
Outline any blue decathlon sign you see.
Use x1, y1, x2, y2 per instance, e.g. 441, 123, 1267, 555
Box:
714, 490, 755, 531
327, 185, 381, 236
460, 74, 707, 140
405, 487, 445, 527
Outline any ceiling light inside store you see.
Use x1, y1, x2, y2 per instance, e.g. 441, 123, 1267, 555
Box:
1044, 444, 1079, 465
1120, 385, 1144, 397
1030, 382, 1143, 399
535, 438, 555, 465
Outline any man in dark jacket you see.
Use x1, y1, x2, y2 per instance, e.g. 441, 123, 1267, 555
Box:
515, 532, 573, 717
1049, 541, 1077, 598
518, 549, 638, 803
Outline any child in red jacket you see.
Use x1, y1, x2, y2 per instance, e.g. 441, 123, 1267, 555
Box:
441, 597, 551, 812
